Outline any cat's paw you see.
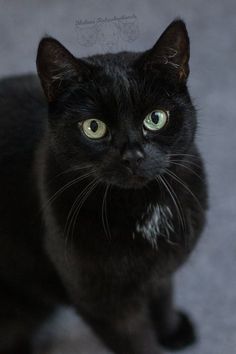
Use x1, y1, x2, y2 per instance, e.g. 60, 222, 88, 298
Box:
159, 311, 196, 351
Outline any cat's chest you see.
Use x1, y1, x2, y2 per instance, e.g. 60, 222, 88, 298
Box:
134, 203, 175, 247
104, 201, 175, 246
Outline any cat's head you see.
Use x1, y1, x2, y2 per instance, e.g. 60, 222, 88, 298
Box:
37, 19, 196, 189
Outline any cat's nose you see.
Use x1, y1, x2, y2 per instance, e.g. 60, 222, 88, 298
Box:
121, 149, 144, 171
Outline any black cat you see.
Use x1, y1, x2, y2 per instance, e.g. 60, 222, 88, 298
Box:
0, 19, 207, 354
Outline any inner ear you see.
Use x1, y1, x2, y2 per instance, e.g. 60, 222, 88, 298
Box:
136, 19, 190, 82
36, 37, 93, 102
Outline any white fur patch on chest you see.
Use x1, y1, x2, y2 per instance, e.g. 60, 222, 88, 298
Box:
135, 204, 174, 248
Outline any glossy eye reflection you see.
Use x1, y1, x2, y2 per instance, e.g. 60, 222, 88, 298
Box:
81, 119, 107, 139
143, 110, 169, 132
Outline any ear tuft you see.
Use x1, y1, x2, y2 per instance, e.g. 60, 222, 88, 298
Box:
137, 19, 190, 82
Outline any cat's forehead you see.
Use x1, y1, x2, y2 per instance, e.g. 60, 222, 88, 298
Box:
87, 52, 138, 86
85, 53, 139, 105
104, 63, 131, 92
83, 52, 165, 110
87, 51, 139, 67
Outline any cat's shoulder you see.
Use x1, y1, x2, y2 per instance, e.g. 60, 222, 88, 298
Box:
0, 74, 45, 113
0, 74, 47, 157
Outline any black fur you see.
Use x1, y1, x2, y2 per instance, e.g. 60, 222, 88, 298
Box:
0, 20, 207, 353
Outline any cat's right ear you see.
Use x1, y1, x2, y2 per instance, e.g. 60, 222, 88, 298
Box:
36, 37, 93, 102
134, 20, 190, 83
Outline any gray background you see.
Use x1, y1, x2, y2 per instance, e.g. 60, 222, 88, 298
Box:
1, 0, 236, 353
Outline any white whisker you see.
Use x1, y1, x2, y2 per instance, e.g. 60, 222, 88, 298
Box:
165, 169, 203, 212
102, 184, 111, 240
158, 175, 186, 233
169, 161, 203, 181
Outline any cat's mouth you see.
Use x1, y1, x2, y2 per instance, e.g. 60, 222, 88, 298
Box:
127, 174, 147, 187
101, 172, 150, 189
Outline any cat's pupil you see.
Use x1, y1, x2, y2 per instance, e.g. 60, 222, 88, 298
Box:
151, 112, 160, 124
90, 120, 98, 132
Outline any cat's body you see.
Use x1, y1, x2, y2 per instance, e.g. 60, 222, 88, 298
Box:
0, 20, 207, 354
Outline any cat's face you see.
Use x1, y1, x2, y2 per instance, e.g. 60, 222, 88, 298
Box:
37, 20, 196, 189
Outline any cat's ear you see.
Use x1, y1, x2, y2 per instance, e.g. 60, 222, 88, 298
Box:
136, 19, 190, 82
36, 37, 93, 102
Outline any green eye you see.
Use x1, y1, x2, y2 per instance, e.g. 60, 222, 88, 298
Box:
80, 119, 107, 139
143, 110, 169, 132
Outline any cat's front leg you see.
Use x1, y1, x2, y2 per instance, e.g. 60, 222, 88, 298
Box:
149, 278, 196, 350
80, 301, 162, 354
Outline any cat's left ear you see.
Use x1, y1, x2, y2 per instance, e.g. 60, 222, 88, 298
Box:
36, 37, 94, 102
136, 19, 190, 82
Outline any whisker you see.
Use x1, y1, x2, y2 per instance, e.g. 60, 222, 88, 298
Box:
64, 178, 100, 262
42, 170, 94, 213
170, 158, 202, 168
46, 164, 93, 186
158, 175, 186, 234
165, 169, 204, 212
154, 177, 178, 247
168, 153, 200, 159
169, 161, 204, 181
71, 179, 99, 238
102, 184, 111, 240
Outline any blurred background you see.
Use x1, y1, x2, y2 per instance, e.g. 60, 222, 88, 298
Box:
1, 0, 236, 353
